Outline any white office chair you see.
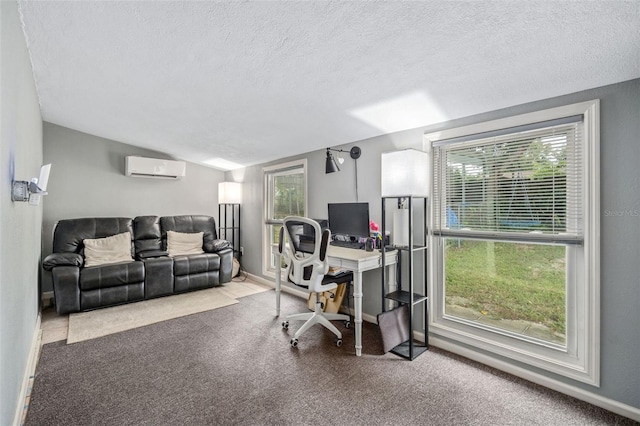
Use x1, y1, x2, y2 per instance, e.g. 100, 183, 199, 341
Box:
279, 216, 351, 348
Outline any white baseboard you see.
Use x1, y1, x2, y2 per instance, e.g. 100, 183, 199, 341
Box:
245, 272, 278, 288
13, 313, 42, 426
430, 336, 640, 422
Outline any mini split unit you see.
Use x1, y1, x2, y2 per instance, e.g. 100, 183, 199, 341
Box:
125, 156, 186, 179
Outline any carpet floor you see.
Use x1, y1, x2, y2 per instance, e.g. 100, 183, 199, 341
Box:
26, 290, 636, 425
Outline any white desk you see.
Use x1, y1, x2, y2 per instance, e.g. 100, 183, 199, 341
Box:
275, 245, 397, 356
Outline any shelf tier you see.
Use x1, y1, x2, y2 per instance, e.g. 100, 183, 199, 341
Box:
390, 340, 429, 360
389, 244, 428, 252
385, 290, 428, 305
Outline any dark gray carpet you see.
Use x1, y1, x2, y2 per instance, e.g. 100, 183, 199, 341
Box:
26, 290, 636, 425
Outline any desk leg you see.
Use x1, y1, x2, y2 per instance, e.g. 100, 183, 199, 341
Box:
275, 254, 281, 317
354, 271, 363, 356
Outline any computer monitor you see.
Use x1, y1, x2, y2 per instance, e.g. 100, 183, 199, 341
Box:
327, 202, 370, 239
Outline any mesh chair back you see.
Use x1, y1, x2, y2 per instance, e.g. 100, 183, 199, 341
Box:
280, 216, 330, 291
285, 219, 318, 254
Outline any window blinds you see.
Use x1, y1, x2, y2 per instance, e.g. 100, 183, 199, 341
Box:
432, 116, 583, 245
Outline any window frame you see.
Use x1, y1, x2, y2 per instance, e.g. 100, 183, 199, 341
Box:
425, 100, 600, 386
262, 159, 308, 277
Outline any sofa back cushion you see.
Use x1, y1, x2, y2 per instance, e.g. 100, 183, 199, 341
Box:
53, 218, 134, 256
133, 215, 162, 255
167, 231, 205, 257
83, 232, 134, 267
160, 216, 218, 252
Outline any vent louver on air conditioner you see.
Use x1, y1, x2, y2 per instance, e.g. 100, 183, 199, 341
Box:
125, 156, 186, 179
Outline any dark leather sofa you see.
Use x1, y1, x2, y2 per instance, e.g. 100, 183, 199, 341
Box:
43, 215, 233, 315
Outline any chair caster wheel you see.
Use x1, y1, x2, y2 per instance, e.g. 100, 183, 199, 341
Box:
336, 339, 343, 347
282, 321, 289, 330
290, 338, 298, 348
344, 321, 351, 329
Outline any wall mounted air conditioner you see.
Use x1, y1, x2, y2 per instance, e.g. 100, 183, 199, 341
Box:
125, 156, 186, 179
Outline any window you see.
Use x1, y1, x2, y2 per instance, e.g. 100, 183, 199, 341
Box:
426, 100, 600, 385
263, 160, 307, 275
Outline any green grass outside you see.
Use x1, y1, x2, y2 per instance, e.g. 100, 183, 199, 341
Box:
445, 240, 566, 335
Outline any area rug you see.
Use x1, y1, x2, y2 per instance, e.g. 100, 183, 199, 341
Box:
220, 277, 273, 299
67, 287, 238, 344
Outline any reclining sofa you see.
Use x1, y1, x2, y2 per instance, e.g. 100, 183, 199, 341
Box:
43, 215, 233, 315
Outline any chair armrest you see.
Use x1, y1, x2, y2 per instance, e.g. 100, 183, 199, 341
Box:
43, 253, 83, 271
137, 250, 169, 260
208, 239, 232, 253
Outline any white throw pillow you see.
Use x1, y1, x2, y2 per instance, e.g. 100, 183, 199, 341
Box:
167, 231, 204, 257
83, 232, 134, 267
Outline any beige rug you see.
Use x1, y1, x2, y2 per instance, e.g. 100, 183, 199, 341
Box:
67, 287, 238, 344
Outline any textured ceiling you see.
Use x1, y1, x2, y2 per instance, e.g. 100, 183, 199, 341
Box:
18, 1, 640, 170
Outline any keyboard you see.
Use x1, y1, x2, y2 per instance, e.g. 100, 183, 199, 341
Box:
330, 240, 365, 250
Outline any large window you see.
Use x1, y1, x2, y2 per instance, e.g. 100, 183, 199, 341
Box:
263, 160, 307, 275
426, 100, 600, 385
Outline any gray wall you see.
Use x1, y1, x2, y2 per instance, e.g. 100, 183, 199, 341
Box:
41, 122, 227, 292
0, 1, 44, 424
234, 79, 640, 410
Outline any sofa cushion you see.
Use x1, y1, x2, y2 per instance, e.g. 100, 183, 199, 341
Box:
83, 232, 134, 267
160, 216, 217, 252
81, 283, 144, 311
80, 261, 145, 291
173, 253, 220, 276
175, 271, 219, 292
167, 231, 204, 257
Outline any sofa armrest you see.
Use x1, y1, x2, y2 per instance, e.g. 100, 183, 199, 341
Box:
207, 239, 232, 253
52, 266, 81, 314
215, 248, 234, 284
43, 253, 83, 271
137, 250, 169, 260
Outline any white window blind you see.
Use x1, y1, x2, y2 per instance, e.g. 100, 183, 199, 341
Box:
432, 116, 583, 245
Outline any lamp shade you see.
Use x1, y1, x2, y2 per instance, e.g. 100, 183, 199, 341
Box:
381, 149, 429, 197
325, 149, 340, 173
218, 181, 242, 204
